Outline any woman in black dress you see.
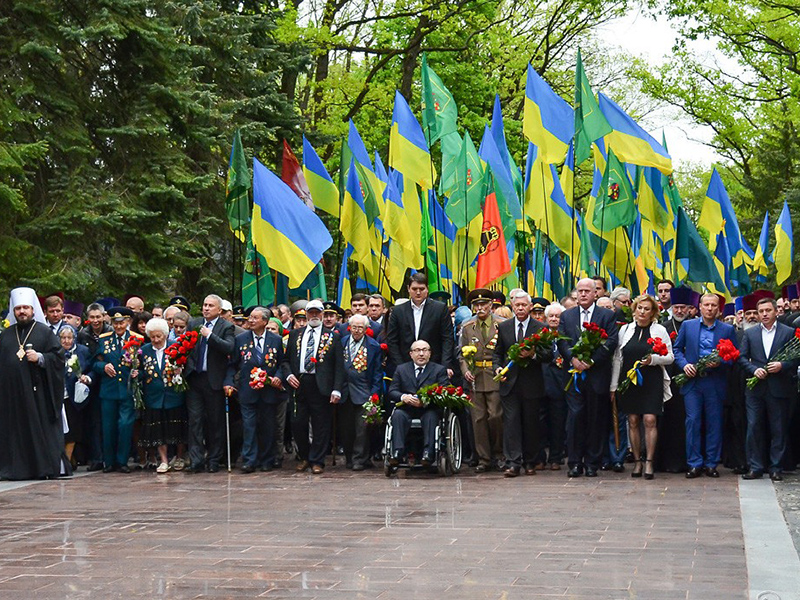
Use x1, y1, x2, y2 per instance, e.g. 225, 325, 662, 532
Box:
610, 295, 674, 479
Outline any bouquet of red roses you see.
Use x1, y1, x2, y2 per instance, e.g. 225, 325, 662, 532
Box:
674, 338, 740, 387
565, 322, 608, 391
362, 393, 384, 425
164, 330, 199, 391
411, 383, 473, 410
745, 328, 800, 390
249, 366, 268, 390
616, 336, 670, 396
493, 328, 560, 381
122, 337, 144, 409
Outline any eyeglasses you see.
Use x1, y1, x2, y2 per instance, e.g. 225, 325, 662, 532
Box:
410, 348, 431, 353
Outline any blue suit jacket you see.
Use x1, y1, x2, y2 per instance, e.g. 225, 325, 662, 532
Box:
340, 334, 383, 405
225, 331, 286, 405
738, 322, 798, 398
673, 318, 737, 393
138, 343, 185, 410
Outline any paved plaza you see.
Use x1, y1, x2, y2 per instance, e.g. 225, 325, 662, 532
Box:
1, 465, 798, 599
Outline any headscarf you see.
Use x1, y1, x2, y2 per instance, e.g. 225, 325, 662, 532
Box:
453, 306, 473, 327
268, 317, 284, 336
8, 287, 46, 325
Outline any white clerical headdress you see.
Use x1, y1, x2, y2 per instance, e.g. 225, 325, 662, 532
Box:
8, 287, 46, 325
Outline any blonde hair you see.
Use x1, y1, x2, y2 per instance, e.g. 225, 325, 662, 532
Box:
631, 294, 659, 325
495, 306, 513, 319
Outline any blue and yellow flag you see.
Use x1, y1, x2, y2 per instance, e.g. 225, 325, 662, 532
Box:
773, 201, 793, 285
337, 244, 354, 308
752, 212, 771, 283
389, 91, 436, 189
523, 64, 574, 164
598, 93, 673, 175
251, 158, 332, 288
302, 136, 339, 217
341, 158, 372, 265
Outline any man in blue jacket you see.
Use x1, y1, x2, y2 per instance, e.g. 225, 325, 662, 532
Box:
673, 293, 737, 478
338, 314, 383, 471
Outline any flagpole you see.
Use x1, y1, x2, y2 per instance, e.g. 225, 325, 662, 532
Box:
541, 161, 552, 299
253, 241, 261, 306
570, 160, 577, 288
462, 137, 470, 294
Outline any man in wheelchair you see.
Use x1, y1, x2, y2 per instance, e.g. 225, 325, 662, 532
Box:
387, 340, 450, 466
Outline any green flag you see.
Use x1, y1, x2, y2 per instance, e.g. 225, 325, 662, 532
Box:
226, 129, 251, 241
421, 54, 458, 146
661, 134, 683, 212
420, 194, 441, 292
675, 206, 726, 289
242, 232, 275, 307
574, 49, 612, 166
338, 140, 353, 209
444, 131, 486, 228
593, 148, 636, 231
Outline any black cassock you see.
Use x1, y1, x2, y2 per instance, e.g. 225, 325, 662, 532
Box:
0, 321, 68, 480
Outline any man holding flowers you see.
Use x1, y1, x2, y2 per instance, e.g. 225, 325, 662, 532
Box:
737, 297, 800, 481
557, 278, 619, 478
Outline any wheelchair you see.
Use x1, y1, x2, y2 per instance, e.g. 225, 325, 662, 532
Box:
383, 406, 463, 476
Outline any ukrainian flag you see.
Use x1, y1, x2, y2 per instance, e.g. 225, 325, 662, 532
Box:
302, 136, 339, 217
773, 201, 793, 285
752, 212, 771, 283
598, 93, 673, 175
341, 159, 372, 264
375, 153, 416, 255
389, 91, 436, 190
523, 64, 574, 164
251, 158, 332, 288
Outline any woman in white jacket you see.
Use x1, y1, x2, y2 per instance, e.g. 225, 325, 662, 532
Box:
610, 295, 674, 479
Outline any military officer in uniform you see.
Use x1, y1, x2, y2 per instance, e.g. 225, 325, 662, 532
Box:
91, 307, 143, 472
459, 289, 504, 472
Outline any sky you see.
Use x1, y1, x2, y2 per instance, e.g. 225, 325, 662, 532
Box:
599, 8, 721, 169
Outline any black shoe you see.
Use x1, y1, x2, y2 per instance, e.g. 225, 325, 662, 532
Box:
770, 472, 783, 482
102, 465, 115, 473
706, 468, 720, 478
474, 464, 488, 473
686, 467, 704, 479
345, 461, 354, 470
612, 462, 625, 473
87, 463, 104, 472
207, 465, 220, 473
420, 451, 433, 467
241, 465, 256, 474
732, 466, 748, 475
599, 463, 611, 471
643, 460, 655, 480
352, 463, 365, 472
568, 465, 583, 478
631, 460, 643, 478
187, 466, 205, 473
389, 450, 402, 467
117, 465, 131, 474
742, 470, 763, 480
585, 467, 598, 477
259, 465, 273, 473
272, 459, 283, 469
504, 467, 520, 478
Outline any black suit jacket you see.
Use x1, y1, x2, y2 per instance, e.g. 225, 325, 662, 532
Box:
284, 326, 345, 396
225, 331, 287, 405
186, 317, 236, 390
387, 361, 449, 404
738, 322, 799, 398
492, 317, 552, 397
387, 299, 454, 367
557, 305, 619, 394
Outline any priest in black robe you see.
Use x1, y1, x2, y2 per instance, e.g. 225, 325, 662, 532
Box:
0, 287, 69, 480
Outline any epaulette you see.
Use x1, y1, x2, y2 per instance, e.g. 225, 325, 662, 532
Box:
99, 332, 113, 338
130, 331, 144, 339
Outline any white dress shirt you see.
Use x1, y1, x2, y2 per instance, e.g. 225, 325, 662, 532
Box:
761, 321, 777, 358
154, 346, 165, 370
579, 304, 595, 331
300, 325, 322, 374
411, 299, 426, 340
514, 317, 530, 342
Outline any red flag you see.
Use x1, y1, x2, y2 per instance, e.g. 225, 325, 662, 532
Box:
475, 192, 511, 288
281, 140, 314, 210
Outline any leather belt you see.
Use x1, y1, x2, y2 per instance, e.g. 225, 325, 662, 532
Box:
474, 360, 492, 368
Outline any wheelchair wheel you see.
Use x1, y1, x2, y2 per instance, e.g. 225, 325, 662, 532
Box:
436, 421, 448, 475
384, 419, 395, 477
445, 410, 462, 474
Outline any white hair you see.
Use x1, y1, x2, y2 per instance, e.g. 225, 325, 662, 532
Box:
145, 318, 169, 337
610, 287, 631, 303
348, 313, 369, 327
511, 292, 532, 304
544, 302, 565, 318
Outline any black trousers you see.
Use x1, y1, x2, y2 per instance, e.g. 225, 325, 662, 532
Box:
292, 375, 333, 466
502, 384, 541, 469
566, 386, 609, 469
746, 391, 791, 474
186, 372, 224, 469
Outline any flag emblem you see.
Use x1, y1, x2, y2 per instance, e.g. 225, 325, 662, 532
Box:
479, 226, 501, 255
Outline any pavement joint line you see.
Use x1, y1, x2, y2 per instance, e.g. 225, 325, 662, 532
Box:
739, 478, 800, 600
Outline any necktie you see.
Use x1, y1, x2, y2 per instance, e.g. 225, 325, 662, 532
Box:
518, 322, 524, 343
582, 310, 590, 331
51, 324, 57, 334
197, 322, 212, 371
304, 328, 316, 371
415, 365, 423, 383
255, 336, 263, 357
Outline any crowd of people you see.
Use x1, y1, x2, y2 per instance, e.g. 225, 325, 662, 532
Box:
1, 273, 799, 483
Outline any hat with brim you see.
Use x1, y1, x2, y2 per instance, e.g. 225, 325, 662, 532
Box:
168, 295, 191, 312
107, 306, 133, 321
306, 299, 324, 313
531, 297, 550, 311
467, 288, 493, 305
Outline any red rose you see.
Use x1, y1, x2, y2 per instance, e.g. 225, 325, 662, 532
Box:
669, 331, 677, 341
795, 328, 800, 340
582, 321, 590, 330
600, 331, 608, 339
176, 356, 187, 366
310, 357, 317, 364
380, 343, 388, 351
370, 393, 379, 404
366, 328, 374, 337
456, 386, 463, 395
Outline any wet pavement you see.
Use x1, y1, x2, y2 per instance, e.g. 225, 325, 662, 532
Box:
0, 465, 779, 599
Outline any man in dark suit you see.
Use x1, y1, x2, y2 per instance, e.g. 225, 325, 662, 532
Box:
493, 293, 553, 477
387, 273, 454, 373
339, 314, 383, 470
224, 307, 285, 473
557, 278, 619, 478
738, 297, 798, 481
673, 292, 737, 478
185, 294, 236, 473
284, 299, 345, 474
387, 339, 449, 465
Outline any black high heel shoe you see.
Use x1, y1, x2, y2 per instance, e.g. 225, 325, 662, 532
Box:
644, 459, 655, 480
631, 459, 643, 478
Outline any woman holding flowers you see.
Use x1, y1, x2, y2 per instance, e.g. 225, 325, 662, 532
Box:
59, 326, 92, 466
135, 318, 187, 474
610, 295, 674, 479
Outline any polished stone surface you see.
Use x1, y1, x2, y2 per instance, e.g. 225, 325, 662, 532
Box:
0, 467, 753, 599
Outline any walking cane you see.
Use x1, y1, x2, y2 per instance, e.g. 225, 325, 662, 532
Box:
225, 389, 232, 472
612, 393, 620, 452
331, 403, 338, 466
